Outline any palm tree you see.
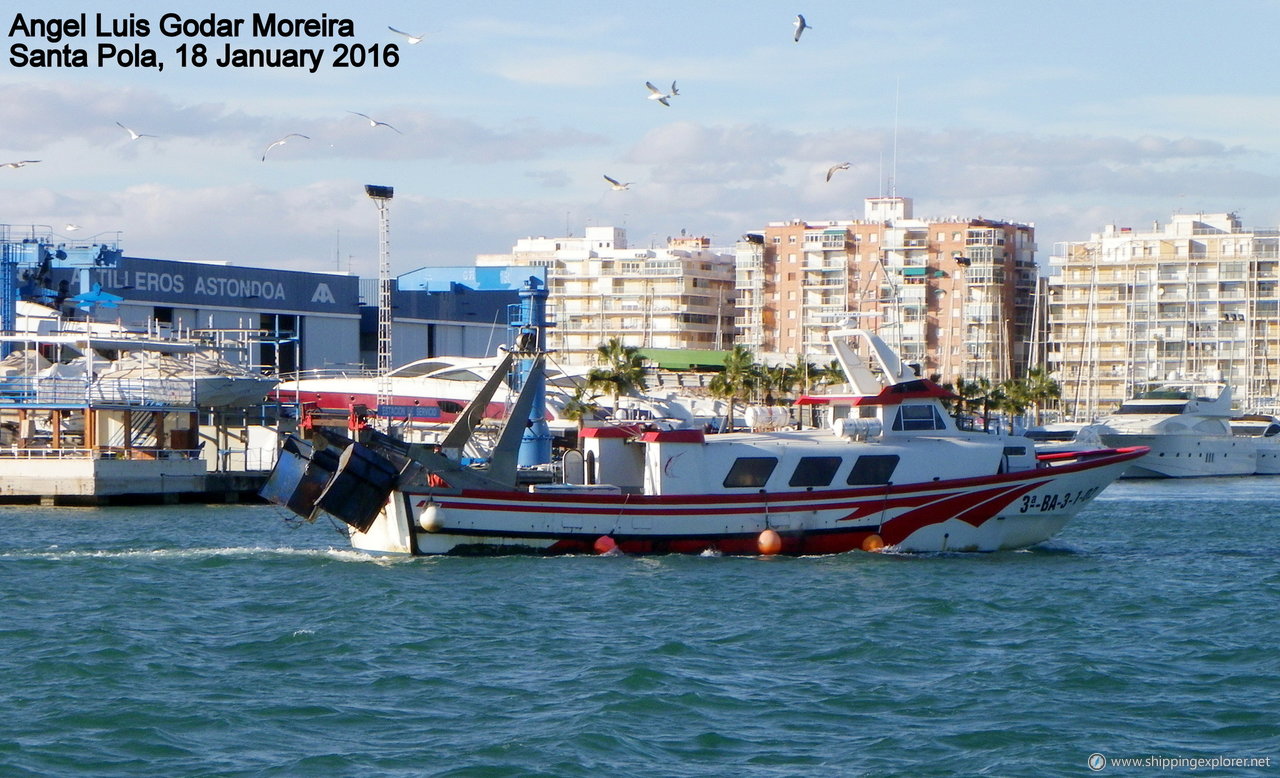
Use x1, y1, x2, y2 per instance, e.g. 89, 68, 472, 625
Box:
792, 356, 819, 396
761, 363, 800, 405
708, 345, 758, 432
817, 359, 846, 389
999, 377, 1032, 430
1023, 367, 1062, 425
560, 385, 602, 430
951, 376, 986, 424
586, 337, 648, 418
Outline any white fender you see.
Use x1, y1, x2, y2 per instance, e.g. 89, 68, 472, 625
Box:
418, 502, 444, 532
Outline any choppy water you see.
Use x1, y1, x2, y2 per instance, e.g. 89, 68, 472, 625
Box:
1, 478, 1278, 777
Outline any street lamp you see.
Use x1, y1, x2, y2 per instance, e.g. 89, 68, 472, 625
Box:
365, 185, 394, 424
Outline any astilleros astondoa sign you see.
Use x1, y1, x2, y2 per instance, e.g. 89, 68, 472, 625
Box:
80, 257, 357, 314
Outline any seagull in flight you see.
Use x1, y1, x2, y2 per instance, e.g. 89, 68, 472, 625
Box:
603, 174, 633, 191
116, 121, 156, 141
0, 160, 40, 168
645, 81, 677, 106
388, 26, 424, 44
793, 14, 811, 42
825, 162, 850, 182
348, 111, 404, 134
261, 133, 311, 161
65, 224, 82, 231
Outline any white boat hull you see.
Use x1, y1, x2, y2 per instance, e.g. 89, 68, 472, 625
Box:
346, 448, 1145, 555
1255, 442, 1280, 475
1097, 433, 1255, 478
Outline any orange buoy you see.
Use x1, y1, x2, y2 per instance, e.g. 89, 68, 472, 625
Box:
757, 528, 782, 555
594, 535, 617, 554
861, 533, 885, 553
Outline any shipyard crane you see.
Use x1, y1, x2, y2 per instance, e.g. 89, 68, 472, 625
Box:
0, 224, 123, 354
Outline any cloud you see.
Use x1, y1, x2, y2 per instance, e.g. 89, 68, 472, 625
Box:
321, 112, 607, 163
0, 82, 607, 164
524, 169, 572, 188
625, 122, 1267, 199
0, 82, 258, 148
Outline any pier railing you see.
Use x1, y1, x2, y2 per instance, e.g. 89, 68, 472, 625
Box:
0, 447, 202, 460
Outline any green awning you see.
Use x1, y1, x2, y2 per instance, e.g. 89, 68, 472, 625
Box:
636, 348, 727, 371
902, 267, 927, 276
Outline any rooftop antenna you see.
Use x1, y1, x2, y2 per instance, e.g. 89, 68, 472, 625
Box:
878, 151, 884, 198
891, 78, 900, 198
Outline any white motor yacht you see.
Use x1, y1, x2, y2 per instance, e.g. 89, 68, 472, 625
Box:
1076, 383, 1255, 478
1229, 414, 1280, 475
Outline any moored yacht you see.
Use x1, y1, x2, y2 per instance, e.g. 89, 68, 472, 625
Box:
1230, 414, 1280, 475
1075, 383, 1255, 478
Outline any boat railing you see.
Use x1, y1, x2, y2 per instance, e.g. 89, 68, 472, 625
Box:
282, 366, 381, 382
0, 376, 196, 406
88, 378, 195, 406
1036, 446, 1148, 467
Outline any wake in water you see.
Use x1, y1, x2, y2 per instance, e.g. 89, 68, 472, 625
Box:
0, 545, 403, 564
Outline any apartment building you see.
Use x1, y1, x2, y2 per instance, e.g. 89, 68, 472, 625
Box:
738, 196, 1038, 381
1047, 212, 1280, 418
476, 226, 737, 365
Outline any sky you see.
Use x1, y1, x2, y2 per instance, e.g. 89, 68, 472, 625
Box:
2, 0, 1279, 281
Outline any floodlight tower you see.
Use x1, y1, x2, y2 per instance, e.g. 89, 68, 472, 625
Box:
364, 184, 394, 421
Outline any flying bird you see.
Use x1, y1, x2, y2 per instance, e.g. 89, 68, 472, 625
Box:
793, 14, 811, 42
0, 160, 40, 168
261, 133, 311, 161
388, 26, 423, 44
116, 121, 156, 140
825, 162, 850, 182
347, 111, 404, 134
603, 174, 632, 191
645, 81, 676, 106
65, 224, 81, 231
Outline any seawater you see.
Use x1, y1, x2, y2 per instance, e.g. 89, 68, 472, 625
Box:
1, 479, 1278, 777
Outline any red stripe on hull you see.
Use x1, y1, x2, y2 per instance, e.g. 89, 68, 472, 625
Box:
878, 482, 1040, 545
543, 528, 878, 556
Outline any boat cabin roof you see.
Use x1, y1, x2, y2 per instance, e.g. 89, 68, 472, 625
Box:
796, 378, 956, 407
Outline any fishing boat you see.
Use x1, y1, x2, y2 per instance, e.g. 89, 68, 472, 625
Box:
1074, 383, 1255, 478
260, 281, 1145, 556
1230, 414, 1280, 475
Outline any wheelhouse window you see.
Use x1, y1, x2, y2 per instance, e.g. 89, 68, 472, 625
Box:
723, 457, 778, 488
1116, 402, 1187, 414
847, 455, 899, 485
892, 404, 946, 431
788, 456, 842, 487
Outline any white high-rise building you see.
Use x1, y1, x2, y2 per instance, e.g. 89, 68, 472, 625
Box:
477, 226, 737, 365
1047, 212, 1280, 419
